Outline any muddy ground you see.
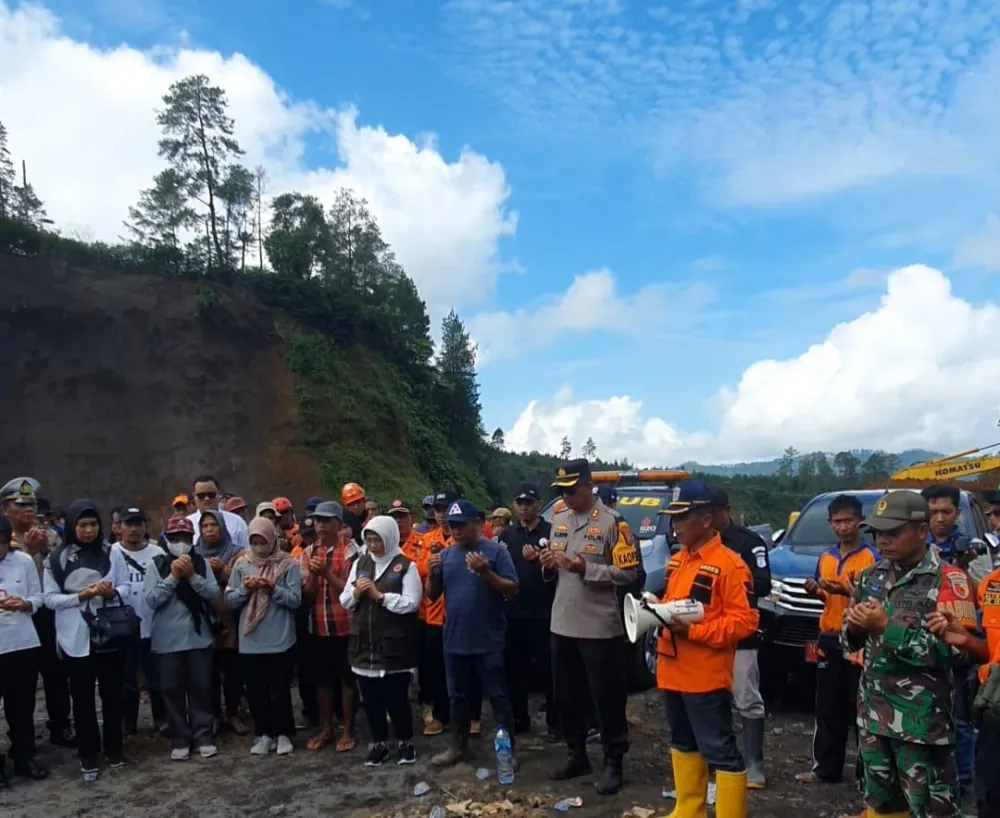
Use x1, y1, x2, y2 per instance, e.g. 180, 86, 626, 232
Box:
0, 682, 866, 818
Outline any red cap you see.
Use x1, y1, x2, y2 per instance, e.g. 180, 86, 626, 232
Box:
272, 497, 292, 513
164, 516, 194, 536
224, 496, 247, 513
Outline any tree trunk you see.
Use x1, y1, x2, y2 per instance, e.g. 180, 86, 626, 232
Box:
195, 94, 224, 268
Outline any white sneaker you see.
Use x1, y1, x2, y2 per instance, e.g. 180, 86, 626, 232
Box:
250, 736, 276, 756
170, 747, 190, 761
276, 735, 293, 755
198, 744, 218, 759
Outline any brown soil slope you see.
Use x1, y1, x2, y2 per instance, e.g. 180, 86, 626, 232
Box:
0, 255, 321, 521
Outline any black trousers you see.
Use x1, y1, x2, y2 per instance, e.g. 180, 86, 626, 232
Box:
356, 672, 414, 743
419, 624, 450, 724
295, 615, 317, 722
243, 648, 296, 738
977, 712, 1000, 818
211, 647, 244, 720
0, 647, 40, 760
33, 609, 72, 734
552, 634, 628, 760
663, 688, 745, 773
123, 637, 165, 732
812, 641, 861, 782
505, 617, 556, 729
66, 649, 126, 761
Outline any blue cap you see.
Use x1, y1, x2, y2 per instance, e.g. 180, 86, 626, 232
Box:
444, 498, 478, 524
311, 501, 344, 520
305, 496, 325, 512
421, 495, 435, 508
594, 484, 617, 504
662, 480, 714, 516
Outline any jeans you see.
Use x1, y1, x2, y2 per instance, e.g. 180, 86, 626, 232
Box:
443, 650, 514, 735
954, 666, 975, 785
663, 688, 745, 773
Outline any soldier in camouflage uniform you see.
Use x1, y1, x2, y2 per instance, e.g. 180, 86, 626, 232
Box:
841, 490, 966, 818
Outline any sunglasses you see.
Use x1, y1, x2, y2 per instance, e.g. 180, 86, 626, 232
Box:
195, 492, 218, 501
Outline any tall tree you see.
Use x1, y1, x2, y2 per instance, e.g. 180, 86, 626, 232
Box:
217, 164, 255, 271
125, 168, 194, 251
583, 437, 597, 460
436, 310, 483, 446
560, 436, 572, 459
156, 74, 243, 268
327, 189, 388, 297
0, 121, 15, 220
12, 162, 50, 229
777, 446, 799, 480
252, 165, 268, 269
834, 451, 861, 482
264, 192, 331, 280
491, 428, 506, 450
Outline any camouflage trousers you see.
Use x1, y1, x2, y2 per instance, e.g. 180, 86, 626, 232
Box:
859, 730, 959, 817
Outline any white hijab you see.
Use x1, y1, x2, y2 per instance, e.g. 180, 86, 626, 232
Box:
361, 515, 402, 580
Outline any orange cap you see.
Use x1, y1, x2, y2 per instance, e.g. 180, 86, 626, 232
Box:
171, 494, 189, 508
272, 496, 292, 513
225, 496, 248, 513
341, 482, 366, 506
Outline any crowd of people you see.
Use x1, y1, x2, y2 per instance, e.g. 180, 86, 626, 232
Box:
1, 464, 1000, 818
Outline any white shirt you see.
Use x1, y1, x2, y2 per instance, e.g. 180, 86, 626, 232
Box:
0, 549, 43, 655
187, 508, 250, 552
339, 559, 422, 678
43, 547, 131, 658
113, 541, 165, 639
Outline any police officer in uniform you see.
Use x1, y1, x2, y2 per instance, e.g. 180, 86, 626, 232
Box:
541, 459, 642, 795
709, 487, 771, 789
2, 477, 76, 748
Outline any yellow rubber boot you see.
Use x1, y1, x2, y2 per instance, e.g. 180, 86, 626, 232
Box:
714, 769, 748, 818
666, 749, 709, 818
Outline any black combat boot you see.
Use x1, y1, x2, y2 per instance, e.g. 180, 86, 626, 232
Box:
431, 719, 474, 767
595, 755, 623, 795
549, 748, 592, 781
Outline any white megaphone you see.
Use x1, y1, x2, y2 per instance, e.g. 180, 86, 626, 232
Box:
623, 594, 705, 644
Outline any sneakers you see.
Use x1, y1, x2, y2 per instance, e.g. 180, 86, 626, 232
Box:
251, 736, 276, 756
276, 735, 294, 755
423, 718, 445, 737
106, 753, 127, 769
397, 743, 416, 765
80, 757, 100, 781
170, 747, 190, 761
198, 744, 218, 759
364, 743, 390, 767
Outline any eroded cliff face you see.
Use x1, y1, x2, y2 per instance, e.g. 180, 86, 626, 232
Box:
0, 255, 321, 521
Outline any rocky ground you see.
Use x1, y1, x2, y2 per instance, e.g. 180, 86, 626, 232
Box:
0, 682, 865, 818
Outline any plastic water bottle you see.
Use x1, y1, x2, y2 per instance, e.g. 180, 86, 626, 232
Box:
494, 726, 514, 785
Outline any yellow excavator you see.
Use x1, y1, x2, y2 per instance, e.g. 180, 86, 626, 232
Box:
887, 443, 1000, 483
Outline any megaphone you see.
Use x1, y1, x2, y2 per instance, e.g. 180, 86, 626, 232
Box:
623, 594, 705, 643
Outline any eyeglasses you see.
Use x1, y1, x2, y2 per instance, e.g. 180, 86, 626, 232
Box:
195, 492, 218, 501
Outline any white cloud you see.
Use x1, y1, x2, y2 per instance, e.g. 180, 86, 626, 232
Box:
507, 265, 1000, 464
954, 215, 1000, 272
0, 3, 515, 313
467, 269, 711, 366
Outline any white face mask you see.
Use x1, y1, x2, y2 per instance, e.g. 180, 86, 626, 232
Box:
166, 540, 192, 558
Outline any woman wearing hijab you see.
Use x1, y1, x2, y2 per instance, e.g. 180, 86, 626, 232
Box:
339, 515, 422, 767
225, 517, 302, 755
43, 499, 131, 778
195, 510, 248, 736
145, 517, 220, 760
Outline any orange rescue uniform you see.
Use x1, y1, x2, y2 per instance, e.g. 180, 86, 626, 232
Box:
421, 526, 452, 627
978, 568, 1000, 683
814, 543, 879, 635
399, 528, 426, 620
656, 534, 758, 694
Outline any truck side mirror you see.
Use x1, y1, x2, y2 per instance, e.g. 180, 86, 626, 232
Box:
771, 529, 785, 545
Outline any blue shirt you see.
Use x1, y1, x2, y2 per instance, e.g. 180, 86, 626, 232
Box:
440, 537, 518, 655
928, 527, 963, 560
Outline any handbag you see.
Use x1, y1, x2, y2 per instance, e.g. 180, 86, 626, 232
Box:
82, 591, 140, 652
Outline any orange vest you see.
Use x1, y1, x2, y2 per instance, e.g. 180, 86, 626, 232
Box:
656, 535, 759, 694
978, 568, 1000, 683
421, 527, 451, 627
814, 544, 879, 634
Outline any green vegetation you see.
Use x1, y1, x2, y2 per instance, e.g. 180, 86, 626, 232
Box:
0, 76, 936, 522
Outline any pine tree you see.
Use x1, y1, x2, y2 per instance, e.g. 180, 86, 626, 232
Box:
437, 310, 483, 447
125, 168, 194, 250
0, 121, 15, 221
583, 437, 597, 460
560, 436, 572, 459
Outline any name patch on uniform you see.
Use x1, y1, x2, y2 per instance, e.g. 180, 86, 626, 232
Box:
549, 539, 567, 552
582, 543, 602, 554
698, 564, 721, 576
948, 572, 970, 600
587, 526, 602, 536
983, 591, 1000, 607
555, 524, 569, 533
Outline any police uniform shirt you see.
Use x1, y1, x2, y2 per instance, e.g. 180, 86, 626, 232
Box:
548, 501, 641, 640
719, 521, 771, 650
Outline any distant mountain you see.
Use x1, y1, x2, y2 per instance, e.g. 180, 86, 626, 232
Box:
680, 449, 942, 478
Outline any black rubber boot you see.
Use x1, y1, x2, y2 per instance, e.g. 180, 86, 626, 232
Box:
550, 750, 592, 781
0, 754, 9, 789
595, 756, 623, 795
431, 719, 474, 767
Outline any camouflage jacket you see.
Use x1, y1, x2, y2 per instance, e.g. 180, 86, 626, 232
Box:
841, 549, 971, 745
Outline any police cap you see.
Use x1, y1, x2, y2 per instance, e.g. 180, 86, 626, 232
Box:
1, 477, 40, 505
552, 459, 592, 489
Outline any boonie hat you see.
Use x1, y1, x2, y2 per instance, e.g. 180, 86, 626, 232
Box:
552, 459, 592, 489
662, 480, 714, 516
444, 499, 479, 524
863, 491, 930, 532
312, 501, 344, 520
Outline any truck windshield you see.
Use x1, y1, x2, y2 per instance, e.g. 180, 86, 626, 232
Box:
617, 494, 666, 539
785, 492, 975, 548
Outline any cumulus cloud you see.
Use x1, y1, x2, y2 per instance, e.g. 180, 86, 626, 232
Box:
507, 265, 1000, 464
0, 2, 515, 312
466, 269, 712, 366
954, 215, 1000, 272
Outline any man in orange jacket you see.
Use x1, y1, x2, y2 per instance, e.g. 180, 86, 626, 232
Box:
656, 480, 758, 818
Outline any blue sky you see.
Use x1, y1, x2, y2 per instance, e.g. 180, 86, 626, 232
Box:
6, 0, 1000, 463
